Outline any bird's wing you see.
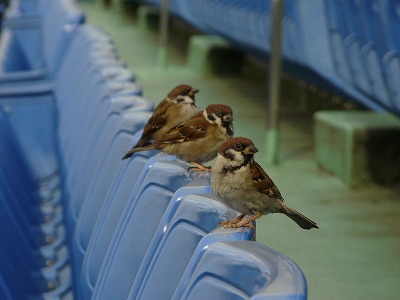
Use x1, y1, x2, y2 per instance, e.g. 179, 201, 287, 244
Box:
159, 117, 208, 144
138, 100, 171, 144
251, 161, 283, 199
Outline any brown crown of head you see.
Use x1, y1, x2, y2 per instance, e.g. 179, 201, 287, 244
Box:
218, 137, 258, 155
204, 104, 233, 117
167, 84, 199, 98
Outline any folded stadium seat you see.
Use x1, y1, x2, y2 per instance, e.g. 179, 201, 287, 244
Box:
56, 47, 120, 111
76, 146, 164, 299
334, 0, 391, 109
62, 94, 152, 173
0, 0, 43, 73
48, 35, 122, 209
53, 26, 117, 91
332, 0, 375, 99
0, 19, 151, 300
294, 0, 390, 112
379, 0, 400, 115
355, 0, 391, 103
2, 38, 122, 258
62, 102, 148, 235
61, 64, 136, 133
0, 109, 64, 250
0, 106, 69, 275
173, 0, 219, 33
0, 183, 71, 298
0, 228, 50, 299
0, 26, 123, 222
58, 66, 137, 158
354, 0, 400, 116
68, 114, 154, 267
56, 54, 122, 153
0, 26, 115, 194
91, 159, 200, 300
142, 0, 216, 33
172, 241, 307, 300
0, 167, 65, 255
179, 0, 393, 112
0, 0, 84, 81
127, 193, 253, 300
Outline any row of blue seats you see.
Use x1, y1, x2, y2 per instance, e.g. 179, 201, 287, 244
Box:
140, 0, 400, 117
0, 0, 307, 299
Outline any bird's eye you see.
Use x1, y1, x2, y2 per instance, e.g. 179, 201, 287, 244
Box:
234, 143, 242, 150
181, 91, 189, 96
216, 111, 222, 117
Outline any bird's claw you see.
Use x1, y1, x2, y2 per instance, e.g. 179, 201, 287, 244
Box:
188, 162, 211, 172
218, 220, 254, 229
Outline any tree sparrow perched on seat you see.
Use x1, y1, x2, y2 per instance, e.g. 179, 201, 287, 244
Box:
122, 104, 234, 165
211, 137, 319, 230
122, 84, 200, 159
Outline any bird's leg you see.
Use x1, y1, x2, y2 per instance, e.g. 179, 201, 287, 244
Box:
188, 162, 210, 172
223, 212, 262, 228
234, 211, 262, 227
219, 213, 246, 227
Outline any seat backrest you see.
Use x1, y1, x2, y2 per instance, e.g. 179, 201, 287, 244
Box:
63, 95, 152, 169
75, 133, 158, 295
0, 108, 39, 195
173, 241, 307, 300
0, 0, 84, 73
70, 130, 156, 276
42, 0, 85, 75
64, 110, 151, 237
91, 160, 194, 300
59, 67, 139, 156
0, 190, 50, 294
129, 193, 254, 300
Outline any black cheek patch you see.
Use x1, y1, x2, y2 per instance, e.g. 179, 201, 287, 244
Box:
208, 114, 216, 121
224, 150, 236, 161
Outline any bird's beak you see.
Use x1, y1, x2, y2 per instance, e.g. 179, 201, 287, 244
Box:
190, 88, 200, 96
223, 114, 233, 122
243, 144, 259, 155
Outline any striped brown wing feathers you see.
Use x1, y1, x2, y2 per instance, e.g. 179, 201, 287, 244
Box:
139, 100, 171, 142
159, 117, 208, 144
251, 161, 283, 199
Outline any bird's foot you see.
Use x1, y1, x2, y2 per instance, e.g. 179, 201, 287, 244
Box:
219, 220, 254, 229
188, 162, 210, 172
219, 214, 253, 228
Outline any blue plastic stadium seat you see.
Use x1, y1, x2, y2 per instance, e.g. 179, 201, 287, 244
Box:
76, 139, 159, 299
64, 109, 151, 237
0, 0, 84, 80
69, 112, 153, 266
172, 241, 307, 300
149, 0, 400, 116
0, 26, 118, 182
91, 159, 196, 300
128, 193, 253, 300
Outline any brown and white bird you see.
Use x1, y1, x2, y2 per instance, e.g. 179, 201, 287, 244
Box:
211, 137, 318, 230
122, 84, 200, 159
123, 104, 234, 165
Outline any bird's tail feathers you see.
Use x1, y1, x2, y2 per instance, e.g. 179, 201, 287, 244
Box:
282, 206, 319, 230
121, 144, 156, 160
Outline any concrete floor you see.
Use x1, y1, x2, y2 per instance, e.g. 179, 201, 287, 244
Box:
81, 2, 400, 299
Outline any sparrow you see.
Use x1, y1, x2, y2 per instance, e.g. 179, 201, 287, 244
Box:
122, 104, 234, 165
211, 137, 319, 230
122, 84, 200, 159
